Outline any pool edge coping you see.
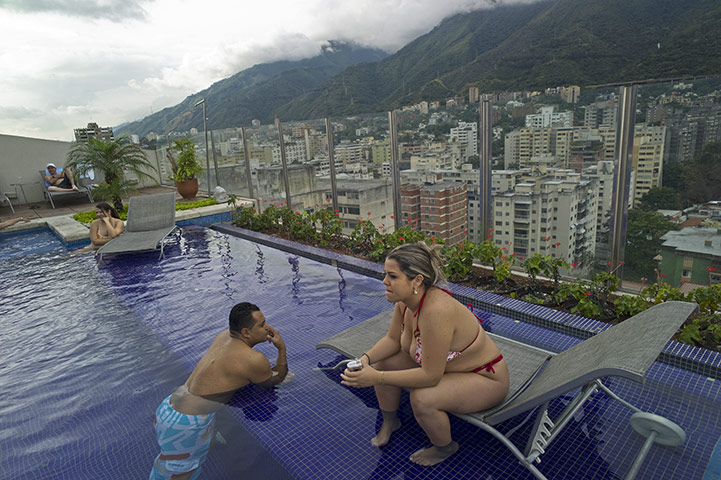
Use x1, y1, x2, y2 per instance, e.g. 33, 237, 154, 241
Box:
212, 222, 721, 380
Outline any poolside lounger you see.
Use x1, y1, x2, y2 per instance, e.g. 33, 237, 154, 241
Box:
316, 300, 698, 480
1, 192, 14, 213
97, 192, 178, 260
39, 170, 94, 209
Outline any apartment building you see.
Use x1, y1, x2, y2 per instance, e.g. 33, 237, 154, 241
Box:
584, 98, 618, 128
335, 141, 367, 167
469, 86, 480, 103
504, 127, 554, 168
328, 180, 395, 234
632, 125, 666, 205
568, 137, 605, 173
490, 168, 598, 269
305, 131, 327, 160
450, 122, 478, 160
560, 85, 581, 104
410, 153, 452, 171
401, 184, 421, 229
371, 138, 391, 165
525, 106, 572, 129
255, 164, 322, 209
401, 181, 467, 246
272, 141, 308, 164
659, 228, 721, 286
74, 122, 114, 142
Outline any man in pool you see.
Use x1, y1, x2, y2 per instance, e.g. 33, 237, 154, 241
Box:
150, 302, 289, 480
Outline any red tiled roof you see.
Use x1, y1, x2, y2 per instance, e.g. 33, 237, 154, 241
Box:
679, 281, 706, 293
681, 217, 705, 228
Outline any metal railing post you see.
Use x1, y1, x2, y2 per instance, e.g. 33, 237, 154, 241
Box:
276, 120, 292, 210
609, 85, 638, 282
241, 126, 254, 199
389, 110, 402, 232
325, 118, 339, 213
480, 98, 493, 239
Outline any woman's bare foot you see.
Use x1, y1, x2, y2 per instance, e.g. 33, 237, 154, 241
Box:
409, 441, 459, 466
370, 418, 401, 447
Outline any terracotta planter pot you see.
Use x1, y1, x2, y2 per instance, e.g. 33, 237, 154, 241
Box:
175, 178, 198, 199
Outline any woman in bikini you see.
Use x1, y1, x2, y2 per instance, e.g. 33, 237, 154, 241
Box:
89, 202, 124, 249
341, 242, 509, 466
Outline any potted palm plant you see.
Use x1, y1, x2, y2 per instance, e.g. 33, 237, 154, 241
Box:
167, 138, 204, 199
66, 136, 157, 212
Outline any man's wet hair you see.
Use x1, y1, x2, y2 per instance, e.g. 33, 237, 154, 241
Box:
229, 302, 261, 333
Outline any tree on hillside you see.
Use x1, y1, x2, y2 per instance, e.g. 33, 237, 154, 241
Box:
681, 141, 721, 205
66, 137, 157, 212
638, 187, 681, 211
623, 208, 679, 281
662, 158, 683, 191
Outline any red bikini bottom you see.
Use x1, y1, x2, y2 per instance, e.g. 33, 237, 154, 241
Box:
471, 354, 504, 374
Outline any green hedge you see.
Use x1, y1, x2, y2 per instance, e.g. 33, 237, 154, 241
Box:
73, 198, 218, 224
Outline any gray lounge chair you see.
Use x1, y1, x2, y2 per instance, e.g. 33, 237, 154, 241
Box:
316, 300, 698, 480
39, 169, 94, 208
97, 192, 178, 260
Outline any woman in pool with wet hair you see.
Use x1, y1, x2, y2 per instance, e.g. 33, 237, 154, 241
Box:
341, 241, 509, 466
89, 202, 124, 249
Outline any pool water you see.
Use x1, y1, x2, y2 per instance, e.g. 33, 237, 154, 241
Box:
2, 224, 720, 479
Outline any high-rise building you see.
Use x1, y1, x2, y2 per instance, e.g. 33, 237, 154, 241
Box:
450, 122, 478, 161
525, 106, 572, 129
326, 180, 395, 234
489, 167, 598, 269
74, 122, 114, 142
632, 125, 666, 205
560, 85, 581, 104
401, 181, 467, 245
469, 86, 480, 103
584, 98, 618, 128
569, 137, 605, 173
371, 138, 391, 165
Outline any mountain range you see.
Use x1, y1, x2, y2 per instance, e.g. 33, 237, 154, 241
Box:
117, 0, 721, 138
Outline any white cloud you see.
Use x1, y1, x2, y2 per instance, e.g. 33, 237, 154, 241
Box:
0, 0, 514, 140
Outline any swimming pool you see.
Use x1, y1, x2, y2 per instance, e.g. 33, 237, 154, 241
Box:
2, 224, 720, 479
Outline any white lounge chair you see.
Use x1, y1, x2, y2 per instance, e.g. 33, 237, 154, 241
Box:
97, 192, 178, 260
316, 300, 698, 480
39, 169, 94, 209
0, 192, 14, 213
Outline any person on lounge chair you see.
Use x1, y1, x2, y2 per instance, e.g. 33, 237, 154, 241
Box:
89, 203, 124, 249
150, 302, 289, 480
341, 242, 509, 466
0, 217, 29, 230
44, 163, 79, 192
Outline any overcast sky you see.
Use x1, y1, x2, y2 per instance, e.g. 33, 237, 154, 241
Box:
0, 0, 530, 141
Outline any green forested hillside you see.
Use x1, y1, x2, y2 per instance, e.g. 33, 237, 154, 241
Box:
119, 0, 721, 137
279, 0, 721, 121
447, 0, 721, 91
115, 41, 387, 137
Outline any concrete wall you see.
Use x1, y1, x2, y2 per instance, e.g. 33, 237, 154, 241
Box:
0, 133, 160, 204
0, 134, 72, 204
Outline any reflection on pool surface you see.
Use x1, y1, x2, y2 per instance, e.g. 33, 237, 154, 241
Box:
1, 224, 720, 479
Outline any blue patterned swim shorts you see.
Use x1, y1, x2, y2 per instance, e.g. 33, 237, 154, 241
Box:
149, 395, 216, 480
